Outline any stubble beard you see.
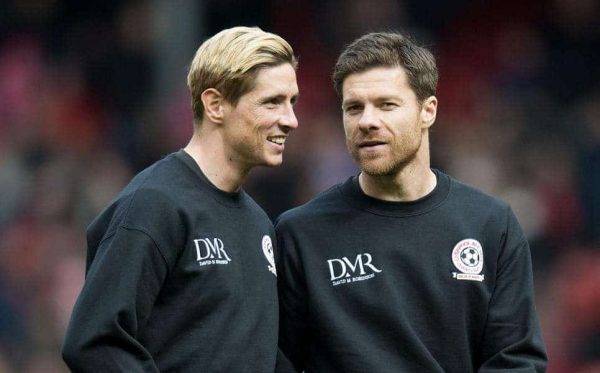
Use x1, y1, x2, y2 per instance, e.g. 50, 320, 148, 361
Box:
347, 135, 422, 177
227, 134, 270, 173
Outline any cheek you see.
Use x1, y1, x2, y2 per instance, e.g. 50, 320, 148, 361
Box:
238, 114, 264, 141
343, 119, 355, 137
252, 111, 275, 132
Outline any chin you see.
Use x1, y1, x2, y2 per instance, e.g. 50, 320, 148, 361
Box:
360, 164, 393, 176
261, 156, 283, 168
357, 157, 400, 176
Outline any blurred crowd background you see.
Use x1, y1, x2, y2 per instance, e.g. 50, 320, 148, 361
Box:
0, 0, 598, 371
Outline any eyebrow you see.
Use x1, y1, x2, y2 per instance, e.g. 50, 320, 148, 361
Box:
341, 99, 362, 108
342, 96, 404, 107
371, 94, 406, 104
262, 93, 299, 102
377, 95, 400, 101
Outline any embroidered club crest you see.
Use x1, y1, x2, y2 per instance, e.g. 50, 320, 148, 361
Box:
451, 238, 484, 282
262, 235, 277, 276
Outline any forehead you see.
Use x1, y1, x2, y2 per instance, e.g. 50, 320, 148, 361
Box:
342, 66, 414, 101
249, 63, 298, 96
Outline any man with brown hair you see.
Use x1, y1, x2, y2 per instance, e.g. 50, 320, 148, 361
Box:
63, 26, 299, 372
276, 32, 547, 372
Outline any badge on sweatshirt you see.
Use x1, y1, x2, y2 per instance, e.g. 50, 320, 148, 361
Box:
451, 239, 484, 282
262, 235, 277, 276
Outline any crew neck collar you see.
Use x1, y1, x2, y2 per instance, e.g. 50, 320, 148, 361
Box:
339, 169, 451, 217
174, 149, 245, 207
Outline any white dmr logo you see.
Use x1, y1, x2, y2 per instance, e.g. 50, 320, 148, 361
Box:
194, 238, 231, 266
327, 253, 382, 286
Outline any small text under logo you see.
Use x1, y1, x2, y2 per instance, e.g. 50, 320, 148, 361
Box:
194, 238, 231, 266
327, 253, 382, 286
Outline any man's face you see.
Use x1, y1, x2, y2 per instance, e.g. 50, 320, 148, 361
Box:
223, 63, 299, 170
341, 66, 436, 176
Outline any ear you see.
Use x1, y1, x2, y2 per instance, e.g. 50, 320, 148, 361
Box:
201, 88, 226, 124
420, 96, 438, 129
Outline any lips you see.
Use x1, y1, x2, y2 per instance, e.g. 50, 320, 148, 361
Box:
358, 140, 387, 148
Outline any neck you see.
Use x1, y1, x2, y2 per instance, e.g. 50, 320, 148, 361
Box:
184, 128, 249, 193
359, 167, 437, 202
359, 136, 436, 202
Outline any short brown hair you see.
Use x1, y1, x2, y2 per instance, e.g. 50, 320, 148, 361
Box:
187, 26, 297, 123
333, 32, 437, 102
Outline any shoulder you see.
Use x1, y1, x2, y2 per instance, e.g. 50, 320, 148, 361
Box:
86, 155, 195, 266
91, 154, 194, 235
276, 183, 345, 229
242, 192, 274, 226
445, 172, 510, 215
125, 158, 189, 219
441, 171, 522, 239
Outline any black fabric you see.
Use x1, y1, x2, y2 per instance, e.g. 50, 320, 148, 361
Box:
63, 150, 279, 372
276, 170, 547, 373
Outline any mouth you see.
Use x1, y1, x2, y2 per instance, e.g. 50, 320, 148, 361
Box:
267, 136, 287, 146
358, 140, 386, 148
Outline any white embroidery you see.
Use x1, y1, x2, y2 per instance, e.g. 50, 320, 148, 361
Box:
326, 253, 382, 286
194, 238, 232, 266
262, 235, 276, 276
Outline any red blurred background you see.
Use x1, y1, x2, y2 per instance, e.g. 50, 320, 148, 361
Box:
0, 1, 598, 371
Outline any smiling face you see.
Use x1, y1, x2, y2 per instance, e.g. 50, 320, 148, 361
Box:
222, 63, 299, 170
342, 66, 437, 176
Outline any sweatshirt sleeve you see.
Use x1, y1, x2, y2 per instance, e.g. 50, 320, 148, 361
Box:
275, 217, 308, 373
62, 226, 169, 372
478, 207, 548, 372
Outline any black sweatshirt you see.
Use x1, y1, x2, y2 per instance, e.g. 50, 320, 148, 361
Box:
63, 150, 280, 372
275, 170, 547, 372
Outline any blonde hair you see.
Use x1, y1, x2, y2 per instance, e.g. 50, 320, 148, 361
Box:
187, 26, 297, 123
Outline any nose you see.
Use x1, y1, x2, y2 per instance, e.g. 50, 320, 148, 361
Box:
357, 106, 379, 132
279, 104, 298, 131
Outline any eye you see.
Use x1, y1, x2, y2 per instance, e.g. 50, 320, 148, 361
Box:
381, 102, 397, 110
262, 97, 281, 107
344, 104, 362, 115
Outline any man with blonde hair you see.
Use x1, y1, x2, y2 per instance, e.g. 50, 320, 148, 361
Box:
63, 26, 299, 372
